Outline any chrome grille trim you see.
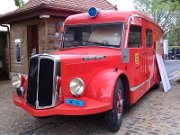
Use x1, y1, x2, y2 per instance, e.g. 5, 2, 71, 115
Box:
26, 54, 60, 109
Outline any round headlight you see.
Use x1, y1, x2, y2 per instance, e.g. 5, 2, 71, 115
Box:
11, 74, 22, 88
69, 78, 85, 96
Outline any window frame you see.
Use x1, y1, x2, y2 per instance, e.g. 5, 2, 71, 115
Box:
146, 29, 153, 48
62, 22, 125, 49
128, 25, 142, 48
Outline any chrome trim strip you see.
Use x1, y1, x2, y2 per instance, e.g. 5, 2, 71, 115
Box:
124, 13, 162, 48
25, 56, 38, 109
124, 15, 133, 48
35, 56, 40, 108
130, 79, 150, 92
62, 22, 125, 49
131, 14, 162, 31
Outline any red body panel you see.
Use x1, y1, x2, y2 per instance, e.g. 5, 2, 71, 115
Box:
13, 10, 164, 116
14, 95, 111, 116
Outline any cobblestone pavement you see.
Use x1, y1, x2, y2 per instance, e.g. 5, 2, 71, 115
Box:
0, 80, 180, 135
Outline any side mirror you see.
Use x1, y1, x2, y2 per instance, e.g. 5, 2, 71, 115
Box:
121, 48, 130, 63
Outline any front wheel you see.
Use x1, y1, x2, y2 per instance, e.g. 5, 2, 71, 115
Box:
104, 79, 124, 132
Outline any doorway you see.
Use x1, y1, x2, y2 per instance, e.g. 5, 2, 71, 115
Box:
0, 32, 8, 80
27, 25, 39, 59
127, 25, 146, 86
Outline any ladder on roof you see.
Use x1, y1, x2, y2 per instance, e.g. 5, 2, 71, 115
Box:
156, 54, 171, 92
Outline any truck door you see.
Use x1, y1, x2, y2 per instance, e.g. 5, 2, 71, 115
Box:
144, 27, 154, 83
127, 25, 146, 86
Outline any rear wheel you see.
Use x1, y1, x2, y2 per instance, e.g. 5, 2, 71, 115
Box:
152, 77, 161, 89
105, 79, 124, 132
153, 82, 160, 89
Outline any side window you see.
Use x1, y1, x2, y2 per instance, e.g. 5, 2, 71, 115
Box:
128, 25, 142, 48
146, 29, 152, 48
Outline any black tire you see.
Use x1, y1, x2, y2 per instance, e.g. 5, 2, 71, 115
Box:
153, 82, 160, 89
105, 79, 124, 132
152, 79, 160, 89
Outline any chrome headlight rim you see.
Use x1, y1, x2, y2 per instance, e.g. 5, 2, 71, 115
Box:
69, 77, 85, 96
11, 73, 22, 88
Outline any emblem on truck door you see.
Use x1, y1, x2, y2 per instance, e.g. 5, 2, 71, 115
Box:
135, 53, 140, 64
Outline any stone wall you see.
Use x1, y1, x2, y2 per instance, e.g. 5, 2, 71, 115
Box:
47, 18, 64, 52
10, 23, 27, 74
38, 22, 47, 53
9, 18, 64, 74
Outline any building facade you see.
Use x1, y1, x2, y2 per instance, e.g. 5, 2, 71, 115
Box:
0, 0, 114, 75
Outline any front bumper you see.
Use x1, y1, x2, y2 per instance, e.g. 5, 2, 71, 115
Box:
13, 95, 111, 117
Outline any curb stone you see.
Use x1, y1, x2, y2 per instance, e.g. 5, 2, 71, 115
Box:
169, 70, 180, 81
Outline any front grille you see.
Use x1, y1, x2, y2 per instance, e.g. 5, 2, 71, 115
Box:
38, 59, 54, 106
26, 54, 60, 109
26, 57, 38, 108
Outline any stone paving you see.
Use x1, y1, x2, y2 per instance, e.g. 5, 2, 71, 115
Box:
0, 80, 180, 135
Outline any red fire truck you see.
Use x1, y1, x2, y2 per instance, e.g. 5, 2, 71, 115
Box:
12, 7, 164, 131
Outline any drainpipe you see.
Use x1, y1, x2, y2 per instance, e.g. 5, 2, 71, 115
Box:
0, 24, 11, 75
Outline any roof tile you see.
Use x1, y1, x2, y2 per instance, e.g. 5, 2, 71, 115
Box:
24, 0, 115, 12
0, 0, 115, 23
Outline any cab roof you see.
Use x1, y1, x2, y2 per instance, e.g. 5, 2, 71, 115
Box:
64, 10, 162, 32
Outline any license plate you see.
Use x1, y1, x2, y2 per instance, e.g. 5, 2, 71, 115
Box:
66, 98, 84, 107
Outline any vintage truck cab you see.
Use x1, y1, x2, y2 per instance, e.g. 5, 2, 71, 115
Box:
12, 7, 163, 131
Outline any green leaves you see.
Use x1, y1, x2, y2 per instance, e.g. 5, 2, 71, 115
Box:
163, 0, 180, 10
168, 13, 180, 45
134, 0, 180, 39
14, 0, 24, 9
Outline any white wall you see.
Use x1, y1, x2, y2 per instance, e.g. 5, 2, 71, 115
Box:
163, 39, 169, 55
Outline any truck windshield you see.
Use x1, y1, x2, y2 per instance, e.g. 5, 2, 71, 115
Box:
63, 23, 124, 49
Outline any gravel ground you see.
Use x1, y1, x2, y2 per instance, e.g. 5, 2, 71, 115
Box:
0, 80, 180, 135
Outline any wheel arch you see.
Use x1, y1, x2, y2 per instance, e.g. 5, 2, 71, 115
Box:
86, 69, 131, 111
118, 74, 131, 111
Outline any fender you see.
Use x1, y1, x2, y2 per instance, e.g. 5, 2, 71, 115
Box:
20, 75, 27, 98
86, 68, 128, 109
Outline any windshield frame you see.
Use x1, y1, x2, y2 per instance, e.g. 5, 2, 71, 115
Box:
62, 22, 125, 50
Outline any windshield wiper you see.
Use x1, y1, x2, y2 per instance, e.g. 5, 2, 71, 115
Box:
73, 41, 114, 47
87, 41, 113, 46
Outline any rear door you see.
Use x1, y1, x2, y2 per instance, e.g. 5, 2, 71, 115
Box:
126, 25, 146, 86
144, 24, 154, 83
